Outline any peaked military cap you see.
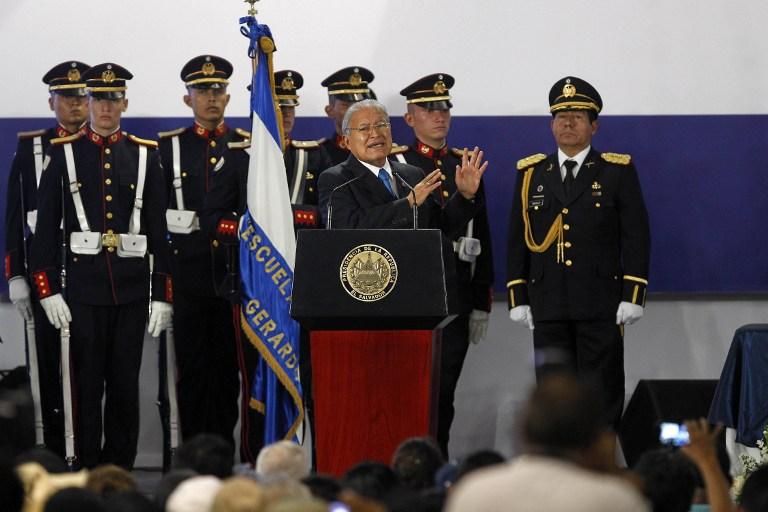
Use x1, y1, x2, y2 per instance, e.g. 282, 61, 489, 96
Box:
83, 63, 133, 99
400, 73, 454, 110
549, 76, 602, 117
181, 55, 233, 89
321, 66, 374, 102
42, 61, 90, 97
274, 70, 303, 107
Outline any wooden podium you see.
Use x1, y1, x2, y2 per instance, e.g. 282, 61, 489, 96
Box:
291, 229, 456, 475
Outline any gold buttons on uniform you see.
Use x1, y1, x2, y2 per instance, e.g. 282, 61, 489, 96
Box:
77, 182, 82, 188
130, 184, 135, 189
563, 224, 570, 230
105, 178, 112, 185
106, 212, 113, 219
182, 172, 188, 178
308, 187, 314, 192
209, 157, 217, 165
106, 195, 113, 202
104, 163, 111, 170
443, 191, 449, 198
565, 259, 573, 266
562, 208, 569, 214
174, 249, 179, 255
212, 240, 219, 248
210, 140, 217, 148
564, 241, 572, 248
437, 159, 443, 166
107, 247, 115, 253
534, 206, 539, 211
595, 203, 601, 208
104, 148, 111, 155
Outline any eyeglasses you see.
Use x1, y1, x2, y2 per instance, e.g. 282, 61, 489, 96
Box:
347, 121, 391, 135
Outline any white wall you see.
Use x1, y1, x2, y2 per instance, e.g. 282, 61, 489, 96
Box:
2, 298, 765, 465
2, 1, 768, 117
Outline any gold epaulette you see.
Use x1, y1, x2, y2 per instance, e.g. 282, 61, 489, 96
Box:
157, 127, 186, 138
228, 140, 251, 150
601, 152, 631, 165
516, 153, 547, 170
128, 134, 158, 148
17, 128, 47, 139
451, 147, 477, 158
291, 139, 320, 149
51, 133, 83, 145
235, 127, 251, 139
389, 143, 410, 155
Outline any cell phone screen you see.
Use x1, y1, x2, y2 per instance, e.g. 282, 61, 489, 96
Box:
659, 422, 690, 446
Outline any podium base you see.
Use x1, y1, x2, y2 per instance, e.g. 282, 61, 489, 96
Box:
310, 330, 439, 475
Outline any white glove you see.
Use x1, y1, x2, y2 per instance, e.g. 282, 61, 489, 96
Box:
148, 301, 173, 337
616, 301, 644, 325
39, 293, 72, 329
9, 277, 33, 322
468, 309, 489, 345
509, 305, 534, 330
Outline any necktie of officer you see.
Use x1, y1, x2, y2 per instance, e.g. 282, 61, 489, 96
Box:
563, 160, 577, 198
378, 168, 396, 197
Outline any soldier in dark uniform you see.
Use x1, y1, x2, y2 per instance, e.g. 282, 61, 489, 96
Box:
30, 63, 173, 469
157, 55, 250, 449
276, 69, 331, 230
4, 61, 90, 457
319, 66, 375, 166
394, 74, 495, 456
506, 76, 650, 428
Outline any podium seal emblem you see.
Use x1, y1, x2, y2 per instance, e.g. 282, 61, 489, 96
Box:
340, 244, 398, 302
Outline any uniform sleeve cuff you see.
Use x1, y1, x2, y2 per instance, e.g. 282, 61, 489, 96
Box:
506, 279, 529, 309
152, 273, 173, 303
622, 275, 648, 306
32, 270, 60, 299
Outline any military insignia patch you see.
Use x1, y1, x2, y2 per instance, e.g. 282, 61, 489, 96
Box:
340, 244, 398, 302
67, 68, 81, 82
102, 69, 115, 83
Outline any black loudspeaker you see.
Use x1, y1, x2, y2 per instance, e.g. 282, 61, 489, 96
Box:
618, 379, 718, 467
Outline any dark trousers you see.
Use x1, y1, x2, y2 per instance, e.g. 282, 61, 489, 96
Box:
232, 304, 264, 464
172, 292, 240, 446
437, 313, 470, 457
68, 300, 148, 469
30, 299, 64, 456
533, 319, 625, 428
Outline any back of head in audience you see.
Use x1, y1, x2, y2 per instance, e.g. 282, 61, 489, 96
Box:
103, 490, 158, 512
42, 487, 105, 512
166, 475, 223, 512
739, 465, 768, 512
153, 468, 197, 512
263, 496, 328, 512
301, 474, 341, 502
391, 436, 445, 491
454, 449, 505, 484
342, 460, 409, 505
212, 476, 265, 512
0, 456, 24, 512
633, 448, 696, 512
15, 448, 67, 474
256, 440, 309, 482
520, 371, 612, 469
85, 464, 136, 499
173, 433, 234, 478
261, 478, 312, 506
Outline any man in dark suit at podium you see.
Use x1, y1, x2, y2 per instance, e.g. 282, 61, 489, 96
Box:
318, 99, 487, 237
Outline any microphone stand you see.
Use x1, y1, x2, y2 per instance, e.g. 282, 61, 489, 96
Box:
325, 175, 361, 230
393, 172, 418, 230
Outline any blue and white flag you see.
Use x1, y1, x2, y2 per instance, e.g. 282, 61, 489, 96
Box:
239, 16, 303, 443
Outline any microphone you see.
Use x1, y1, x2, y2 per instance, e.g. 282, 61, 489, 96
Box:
392, 171, 419, 230
326, 175, 362, 230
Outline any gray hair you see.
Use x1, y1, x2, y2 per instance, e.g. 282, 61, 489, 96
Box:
255, 440, 310, 482
341, 99, 389, 135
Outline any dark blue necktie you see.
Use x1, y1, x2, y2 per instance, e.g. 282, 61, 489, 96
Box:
378, 168, 395, 197
563, 160, 577, 198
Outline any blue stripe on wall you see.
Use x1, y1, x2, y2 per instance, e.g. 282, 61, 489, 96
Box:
2, 115, 767, 295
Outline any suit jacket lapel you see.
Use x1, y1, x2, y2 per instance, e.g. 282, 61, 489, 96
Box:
543, 154, 567, 206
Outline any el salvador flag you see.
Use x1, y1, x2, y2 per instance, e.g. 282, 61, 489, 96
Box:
238, 15, 303, 443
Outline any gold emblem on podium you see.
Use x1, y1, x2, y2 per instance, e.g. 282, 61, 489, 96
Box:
340, 244, 398, 302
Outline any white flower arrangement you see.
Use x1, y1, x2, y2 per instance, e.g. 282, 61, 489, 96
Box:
732, 424, 768, 501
